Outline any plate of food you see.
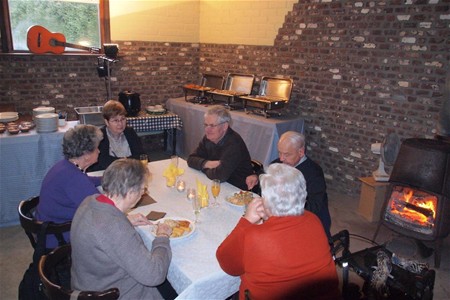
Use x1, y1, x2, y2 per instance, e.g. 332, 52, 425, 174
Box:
151, 217, 195, 240
225, 190, 254, 207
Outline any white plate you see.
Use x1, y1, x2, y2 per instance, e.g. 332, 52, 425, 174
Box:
151, 217, 195, 240
0, 112, 19, 123
225, 191, 255, 207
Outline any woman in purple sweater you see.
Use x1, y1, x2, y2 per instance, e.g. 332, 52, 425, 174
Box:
36, 124, 103, 248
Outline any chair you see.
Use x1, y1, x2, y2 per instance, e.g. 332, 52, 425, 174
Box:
38, 244, 120, 300
18, 196, 71, 250
251, 159, 264, 174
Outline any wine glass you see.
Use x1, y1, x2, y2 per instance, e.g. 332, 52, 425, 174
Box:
211, 179, 221, 207
140, 154, 148, 167
187, 188, 200, 223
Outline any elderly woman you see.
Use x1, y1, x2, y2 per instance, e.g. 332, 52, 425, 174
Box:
88, 100, 144, 171
71, 159, 172, 300
216, 163, 340, 300
36, 124, 103, 248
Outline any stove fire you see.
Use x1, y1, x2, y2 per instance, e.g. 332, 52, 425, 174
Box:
385, 185, 437, 235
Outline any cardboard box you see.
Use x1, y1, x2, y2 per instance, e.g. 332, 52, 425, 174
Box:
358, 177, 389, 222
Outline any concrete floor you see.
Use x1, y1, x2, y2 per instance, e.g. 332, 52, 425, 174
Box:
1, 170, 449, 299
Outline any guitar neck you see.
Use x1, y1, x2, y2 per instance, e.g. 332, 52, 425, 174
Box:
51, 39, 100, 53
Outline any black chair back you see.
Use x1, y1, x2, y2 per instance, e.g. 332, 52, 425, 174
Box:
18, 196, 71, 249
39, 244, 120, 300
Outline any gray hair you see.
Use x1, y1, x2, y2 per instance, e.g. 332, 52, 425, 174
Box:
62, 125, 103, 159
260, 163, 307, 216
279, 131, 305, 149
102, 159, 150, 198
205, 105, 232, 126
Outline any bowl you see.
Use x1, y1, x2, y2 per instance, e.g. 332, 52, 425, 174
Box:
8, 127, 20, 134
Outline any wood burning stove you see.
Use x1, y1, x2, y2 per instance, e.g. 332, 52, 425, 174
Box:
373, 138, 450, 268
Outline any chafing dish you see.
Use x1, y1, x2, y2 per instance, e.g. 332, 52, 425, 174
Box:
183, 73, 224, 103
207, 73, 255, 109
239, 76, 293, 118
75, 106, 104, 126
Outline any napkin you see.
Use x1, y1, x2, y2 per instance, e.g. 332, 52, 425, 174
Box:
163, 163, 185, 186
196, 179, 209, 208
133, 193, 156, 208
146, 211, 166, 221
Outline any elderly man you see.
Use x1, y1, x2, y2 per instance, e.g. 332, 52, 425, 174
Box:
187, 105, 254, 190
246, 131, 332, 239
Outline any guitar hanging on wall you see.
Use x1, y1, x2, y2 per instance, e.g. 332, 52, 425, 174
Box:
27, 25, 100, 54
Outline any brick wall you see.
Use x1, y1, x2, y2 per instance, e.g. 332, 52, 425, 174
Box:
1, 0, 449, 197
0, 42, 199, 120
199, 0, 450, 195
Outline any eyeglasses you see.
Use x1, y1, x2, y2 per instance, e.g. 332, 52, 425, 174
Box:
109, 117, 126, 124
203, 121, 226, 128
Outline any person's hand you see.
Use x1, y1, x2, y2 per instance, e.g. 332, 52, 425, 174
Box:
127, 213, 152, 226
244, 197, 268, 224
156, 222, 173, 238
246, 174, 258, 190
204, 160, 221, 169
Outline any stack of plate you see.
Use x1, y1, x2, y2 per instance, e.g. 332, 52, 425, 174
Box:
35, 113, 58, 133
0, 112, 19, 123
33, 106, 55, 119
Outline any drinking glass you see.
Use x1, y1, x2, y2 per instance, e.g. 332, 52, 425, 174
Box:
140, 154, 148, 167
211, 179, 221, 207
187, 189, 201, 223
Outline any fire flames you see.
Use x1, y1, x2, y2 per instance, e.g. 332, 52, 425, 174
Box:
387, 186, 437, 228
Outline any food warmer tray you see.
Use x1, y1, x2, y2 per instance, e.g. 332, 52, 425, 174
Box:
182, 73, 224, 103
207, 73, 255, 109
239, 76, 293, 118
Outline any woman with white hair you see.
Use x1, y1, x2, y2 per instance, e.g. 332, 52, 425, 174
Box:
216, 163, 340, 300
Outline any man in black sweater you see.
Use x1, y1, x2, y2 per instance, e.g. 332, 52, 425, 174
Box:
187, 105, 253, 191
246, 131, 332, 239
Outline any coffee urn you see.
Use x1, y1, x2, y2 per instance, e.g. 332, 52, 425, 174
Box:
118, 90, 141, 117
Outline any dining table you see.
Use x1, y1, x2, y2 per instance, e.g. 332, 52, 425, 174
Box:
130, 158, 246, 299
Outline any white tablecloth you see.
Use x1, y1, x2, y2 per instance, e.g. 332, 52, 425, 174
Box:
131, 159, 243, 299
165, 97, 305, 167
0, 121, 77, 227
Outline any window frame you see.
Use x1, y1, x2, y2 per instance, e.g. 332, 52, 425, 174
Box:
0, 0, 111, 54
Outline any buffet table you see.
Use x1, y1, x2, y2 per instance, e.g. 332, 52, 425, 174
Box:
131, 159, 243, 299
0, 121, 77, 227
165, 97, 304, 167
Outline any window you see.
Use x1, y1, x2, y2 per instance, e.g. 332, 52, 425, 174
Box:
1, 0, 110, 54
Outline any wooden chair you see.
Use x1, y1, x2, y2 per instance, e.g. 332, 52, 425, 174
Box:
18, 196, 71, 250
38, 244, 120, 300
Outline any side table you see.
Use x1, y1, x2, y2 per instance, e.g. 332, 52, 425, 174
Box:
358, 177, 389, 222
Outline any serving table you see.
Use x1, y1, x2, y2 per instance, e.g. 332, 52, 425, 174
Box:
165, 97, 304, 167
131, 159, 243, 299
0, 121, 77, 227
126, 111, 183, 155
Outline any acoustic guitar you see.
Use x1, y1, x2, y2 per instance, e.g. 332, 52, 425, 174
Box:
27, 25, 100, 54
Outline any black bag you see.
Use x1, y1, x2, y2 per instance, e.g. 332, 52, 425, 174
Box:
18, 222, 59, 300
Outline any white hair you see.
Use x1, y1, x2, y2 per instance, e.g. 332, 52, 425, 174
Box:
260, 163, 307, 216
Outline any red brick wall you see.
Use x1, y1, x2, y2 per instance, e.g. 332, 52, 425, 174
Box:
1, 1, 449, 196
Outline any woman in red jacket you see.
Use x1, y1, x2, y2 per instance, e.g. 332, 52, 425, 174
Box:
216, 163, 341, 300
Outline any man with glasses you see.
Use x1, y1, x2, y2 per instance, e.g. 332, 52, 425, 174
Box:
187, 105, 254, 190
88, 100, 145, 171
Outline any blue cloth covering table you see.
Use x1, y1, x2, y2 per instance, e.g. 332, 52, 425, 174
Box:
0, 121, 77, 227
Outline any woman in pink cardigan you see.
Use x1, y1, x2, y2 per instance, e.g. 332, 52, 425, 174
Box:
216, 163, 340, 300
